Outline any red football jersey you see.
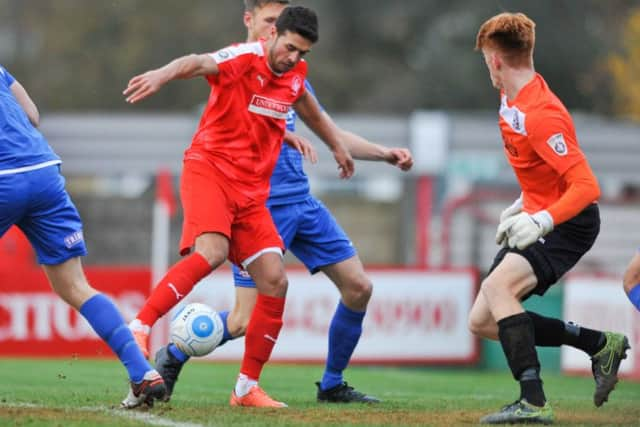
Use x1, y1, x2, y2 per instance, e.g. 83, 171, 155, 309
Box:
185, 41, 307, 203
498, 73, 587, 213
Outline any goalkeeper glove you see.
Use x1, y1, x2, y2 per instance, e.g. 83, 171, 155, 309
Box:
496, 210, 554, 250
495, 194, 523, 246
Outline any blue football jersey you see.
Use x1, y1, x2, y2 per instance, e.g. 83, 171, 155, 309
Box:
267, 80, 317, 206
0, 65, 60, 173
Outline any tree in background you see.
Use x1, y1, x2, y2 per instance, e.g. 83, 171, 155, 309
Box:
608, 7, 640, 121
1, 0, 637, 114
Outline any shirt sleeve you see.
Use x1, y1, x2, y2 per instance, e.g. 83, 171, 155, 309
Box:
529, 110, 585, 176
0, 66, 16, 87
304, 79, 323, 112
206, 43, 261, 86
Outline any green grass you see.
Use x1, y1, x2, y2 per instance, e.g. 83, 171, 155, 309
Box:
0, 358, 639, 426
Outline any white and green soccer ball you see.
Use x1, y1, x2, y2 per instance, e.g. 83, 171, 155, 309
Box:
170, 302, 224, 357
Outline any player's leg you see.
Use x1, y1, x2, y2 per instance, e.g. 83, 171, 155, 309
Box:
519, 206, 628, 407
229, 205, 288, 408
470, 245, 611, 353
290, 198, 377, 403
623, 249, 640, 311
130, 160, 231, 356
18, 165, 165, 407
478, 252, 554, 424
155, 282, 255, 400
43, 258, 166, 407
317, 256, 379, 403
155, 204, 298, 400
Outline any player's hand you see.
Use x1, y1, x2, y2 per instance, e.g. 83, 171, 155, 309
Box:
283, 131, 317, 164
496, 211, 554, 250
495, 195, 523, 246
383, 148, 413, 171
123, 70, 167, 104
333, 145, 354, 179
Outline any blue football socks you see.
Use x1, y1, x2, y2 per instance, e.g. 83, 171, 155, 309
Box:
627, 284, 640, 312
168, 310, 233, 363
80, 294, 150, 382
217, 310, 233, 346
320, 301, 365, 391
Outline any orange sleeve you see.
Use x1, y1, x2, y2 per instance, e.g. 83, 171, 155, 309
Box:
546, 159, 600, 225
529, 113, 585, 176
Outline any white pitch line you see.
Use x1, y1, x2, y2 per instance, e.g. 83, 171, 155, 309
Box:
1, 401, 206, 427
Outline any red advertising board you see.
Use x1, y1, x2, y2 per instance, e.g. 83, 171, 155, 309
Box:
0, 228, 150, 358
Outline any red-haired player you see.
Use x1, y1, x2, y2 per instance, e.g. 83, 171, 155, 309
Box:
469, 12, 629, 424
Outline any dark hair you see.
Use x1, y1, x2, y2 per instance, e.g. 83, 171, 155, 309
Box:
275, 6, 318, 43
244, 0, 290, 12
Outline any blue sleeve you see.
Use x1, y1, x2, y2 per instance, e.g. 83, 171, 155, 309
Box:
0, 66, 16, 87
304, 80, 323, 112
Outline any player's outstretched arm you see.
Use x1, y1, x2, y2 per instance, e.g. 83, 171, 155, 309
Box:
10, 80, 39, 127
124, 54, 218, 104
294, 91, 354, 179
338, 127, 413, 171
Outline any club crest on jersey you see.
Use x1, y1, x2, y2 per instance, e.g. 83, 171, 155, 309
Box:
248, 95, 290, 119
291, 76, 302, 96
547, 133, 568, 156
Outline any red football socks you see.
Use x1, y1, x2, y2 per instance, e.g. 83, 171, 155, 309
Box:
137, 252, 212, 326
240, 294, 286, 380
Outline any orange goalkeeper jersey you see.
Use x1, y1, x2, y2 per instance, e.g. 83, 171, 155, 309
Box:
498, 73, 593, 215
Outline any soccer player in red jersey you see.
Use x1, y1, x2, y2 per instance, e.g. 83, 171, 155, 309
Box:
468, 12, 630, 424
123, 6, 354, 408
150, 0, 412, 406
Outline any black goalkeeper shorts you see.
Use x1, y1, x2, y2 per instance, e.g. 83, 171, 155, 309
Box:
489, 203, 600, 299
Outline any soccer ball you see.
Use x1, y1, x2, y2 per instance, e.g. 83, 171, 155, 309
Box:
170, 302, 224, 357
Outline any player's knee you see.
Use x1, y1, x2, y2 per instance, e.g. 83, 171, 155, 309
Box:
468, 317, 496, 339
467, 314, 482, 336
341, 275, 372, 308
194, 235, 228, 267
195, 246, 227, 268
257, 270, 288, 297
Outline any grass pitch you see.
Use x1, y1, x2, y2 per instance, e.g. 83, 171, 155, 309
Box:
0, 358, 639, 426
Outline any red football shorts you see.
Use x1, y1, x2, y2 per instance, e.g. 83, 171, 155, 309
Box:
179, 159, 283, 267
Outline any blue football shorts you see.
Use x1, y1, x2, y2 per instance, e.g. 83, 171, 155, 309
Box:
0, 165, 87, 265
232, 196, 357, 287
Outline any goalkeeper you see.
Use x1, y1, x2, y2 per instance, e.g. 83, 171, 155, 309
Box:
469, 11, 630, 425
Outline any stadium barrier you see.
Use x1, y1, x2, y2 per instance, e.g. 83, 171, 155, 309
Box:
0, 235, 479, 365
164, 268, 479, 365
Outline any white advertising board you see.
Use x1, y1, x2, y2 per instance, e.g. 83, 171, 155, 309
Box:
156, 269, 478, 364
562, 277, 639, 377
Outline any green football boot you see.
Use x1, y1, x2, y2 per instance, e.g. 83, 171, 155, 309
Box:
591, 332, 630, 407
480, 399, 554, 424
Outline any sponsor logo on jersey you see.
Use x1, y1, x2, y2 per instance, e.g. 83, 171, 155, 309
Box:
248, 95, 290, 119
257, 74, 265, 88
63, 231, 84, 249
547, 133, 568, 156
